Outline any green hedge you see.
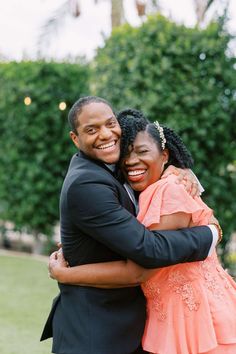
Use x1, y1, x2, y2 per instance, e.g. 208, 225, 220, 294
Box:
94, 15, 236, 251
0, 61, 90, 238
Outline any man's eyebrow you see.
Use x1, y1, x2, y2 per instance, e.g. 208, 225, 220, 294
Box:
83, 116, 116, 128
83, 124, 97, 128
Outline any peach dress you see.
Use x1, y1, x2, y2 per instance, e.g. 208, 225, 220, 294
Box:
137, 175, 236, 354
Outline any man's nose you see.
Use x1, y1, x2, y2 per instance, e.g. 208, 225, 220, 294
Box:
99, 126, 113, 140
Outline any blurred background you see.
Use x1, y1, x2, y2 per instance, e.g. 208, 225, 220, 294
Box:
0, 1, 235, 353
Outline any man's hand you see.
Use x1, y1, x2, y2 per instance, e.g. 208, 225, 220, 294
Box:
209, 215, 223, 245
162, 166, 200, 197
48, 249, 68, 280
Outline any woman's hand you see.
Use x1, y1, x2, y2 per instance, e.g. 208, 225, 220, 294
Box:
162, 166, 200, 197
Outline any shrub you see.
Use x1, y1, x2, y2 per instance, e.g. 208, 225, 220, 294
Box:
94, 15, 236, 253
0, 61, 90, 241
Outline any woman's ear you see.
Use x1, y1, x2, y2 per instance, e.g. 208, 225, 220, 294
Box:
70, 131, 80, 149
162, 148, 169, 165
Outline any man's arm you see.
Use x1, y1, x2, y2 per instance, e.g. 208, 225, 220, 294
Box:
50, 212, 218, 286
49, 212, 192, 286
67, 178, 214, 269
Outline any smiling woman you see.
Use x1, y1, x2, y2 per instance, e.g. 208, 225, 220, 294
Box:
122, 130, 169, 192
68, 96, 121, 164
118, 108, 193, 192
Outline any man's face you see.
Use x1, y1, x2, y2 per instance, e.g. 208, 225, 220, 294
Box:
70, 102, 121, 164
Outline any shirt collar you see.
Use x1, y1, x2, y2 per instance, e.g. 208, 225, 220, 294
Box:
105, 163, 116, 172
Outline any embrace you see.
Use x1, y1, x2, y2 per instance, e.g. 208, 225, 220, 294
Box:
41, 96, 236, 354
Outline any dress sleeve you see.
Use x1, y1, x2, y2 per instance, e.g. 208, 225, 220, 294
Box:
137, 176, 213, 228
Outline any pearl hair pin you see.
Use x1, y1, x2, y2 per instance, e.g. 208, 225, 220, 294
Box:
153, 121, 166, 150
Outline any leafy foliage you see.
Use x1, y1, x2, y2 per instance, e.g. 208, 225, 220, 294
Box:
0, 61, 90, 237
94, 15, 236, 252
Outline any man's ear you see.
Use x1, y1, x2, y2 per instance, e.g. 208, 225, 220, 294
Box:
70, 131, 80, 149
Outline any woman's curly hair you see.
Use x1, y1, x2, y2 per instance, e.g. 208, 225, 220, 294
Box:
117, 108, 194, 169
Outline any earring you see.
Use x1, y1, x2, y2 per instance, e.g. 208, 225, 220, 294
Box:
161, 160, 168, 173
163, 160, 168, 167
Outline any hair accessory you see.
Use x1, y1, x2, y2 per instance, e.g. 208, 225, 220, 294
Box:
153, 121, 166, 150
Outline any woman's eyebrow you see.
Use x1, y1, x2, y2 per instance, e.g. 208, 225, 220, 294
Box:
135, 144, 149, 148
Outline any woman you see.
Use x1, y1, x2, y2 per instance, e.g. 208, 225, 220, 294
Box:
50, 109, 236, 354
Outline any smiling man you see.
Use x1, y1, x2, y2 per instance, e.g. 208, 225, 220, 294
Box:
69, 99, 121, 164
41, 96, 219, 354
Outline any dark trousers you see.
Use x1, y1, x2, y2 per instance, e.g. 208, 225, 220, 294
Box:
131, 344, 148, 354
54, 347, 148, 354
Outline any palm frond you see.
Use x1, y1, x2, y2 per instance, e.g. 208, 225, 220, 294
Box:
205, 0, 216, 12
37, 0, 72, 50
194, 0, 216, 25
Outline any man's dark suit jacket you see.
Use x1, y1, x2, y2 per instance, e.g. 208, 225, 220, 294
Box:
41, 151, 213, 354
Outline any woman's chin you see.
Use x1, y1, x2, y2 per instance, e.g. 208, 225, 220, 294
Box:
129, 181, 146, 192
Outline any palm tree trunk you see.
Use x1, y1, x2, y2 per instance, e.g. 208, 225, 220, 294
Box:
111, 0, 124, 29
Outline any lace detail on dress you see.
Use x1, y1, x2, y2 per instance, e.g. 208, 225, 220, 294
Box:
217, 266, 232, 289
200, 255, 233, 298
142, 280, 167, 321
168, 271, 200, 311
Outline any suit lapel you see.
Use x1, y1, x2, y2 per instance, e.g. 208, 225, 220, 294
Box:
71, 151, 136, 215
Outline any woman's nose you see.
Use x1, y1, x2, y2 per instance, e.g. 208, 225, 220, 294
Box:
124, 152, 139, 165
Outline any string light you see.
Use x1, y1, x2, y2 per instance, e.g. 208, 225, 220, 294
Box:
24, 97, 67, 110
59, 102, 67, 111
24, 96, 31, 105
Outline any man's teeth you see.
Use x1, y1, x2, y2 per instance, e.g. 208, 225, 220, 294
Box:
97, 141, 115, 150
128, 170, 146, 176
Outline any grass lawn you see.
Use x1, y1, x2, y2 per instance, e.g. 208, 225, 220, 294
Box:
0, 252, 58, 354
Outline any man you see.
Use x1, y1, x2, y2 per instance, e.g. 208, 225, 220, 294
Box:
41, 96, 219, 354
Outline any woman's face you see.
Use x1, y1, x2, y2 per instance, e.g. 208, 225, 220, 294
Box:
121, 131, 169, 192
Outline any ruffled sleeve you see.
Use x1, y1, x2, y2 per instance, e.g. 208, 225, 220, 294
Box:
137, 175, 213, 228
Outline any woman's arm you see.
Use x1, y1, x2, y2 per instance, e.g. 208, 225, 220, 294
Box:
49, 211, 192, 287
149, 211, 193, 231
49, 251, 144, 287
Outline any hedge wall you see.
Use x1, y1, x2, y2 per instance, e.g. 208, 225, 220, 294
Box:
0, 61, 90, 238
94, 15, 236, 251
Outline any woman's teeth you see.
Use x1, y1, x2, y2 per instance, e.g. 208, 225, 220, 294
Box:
128, 170, 146, 176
